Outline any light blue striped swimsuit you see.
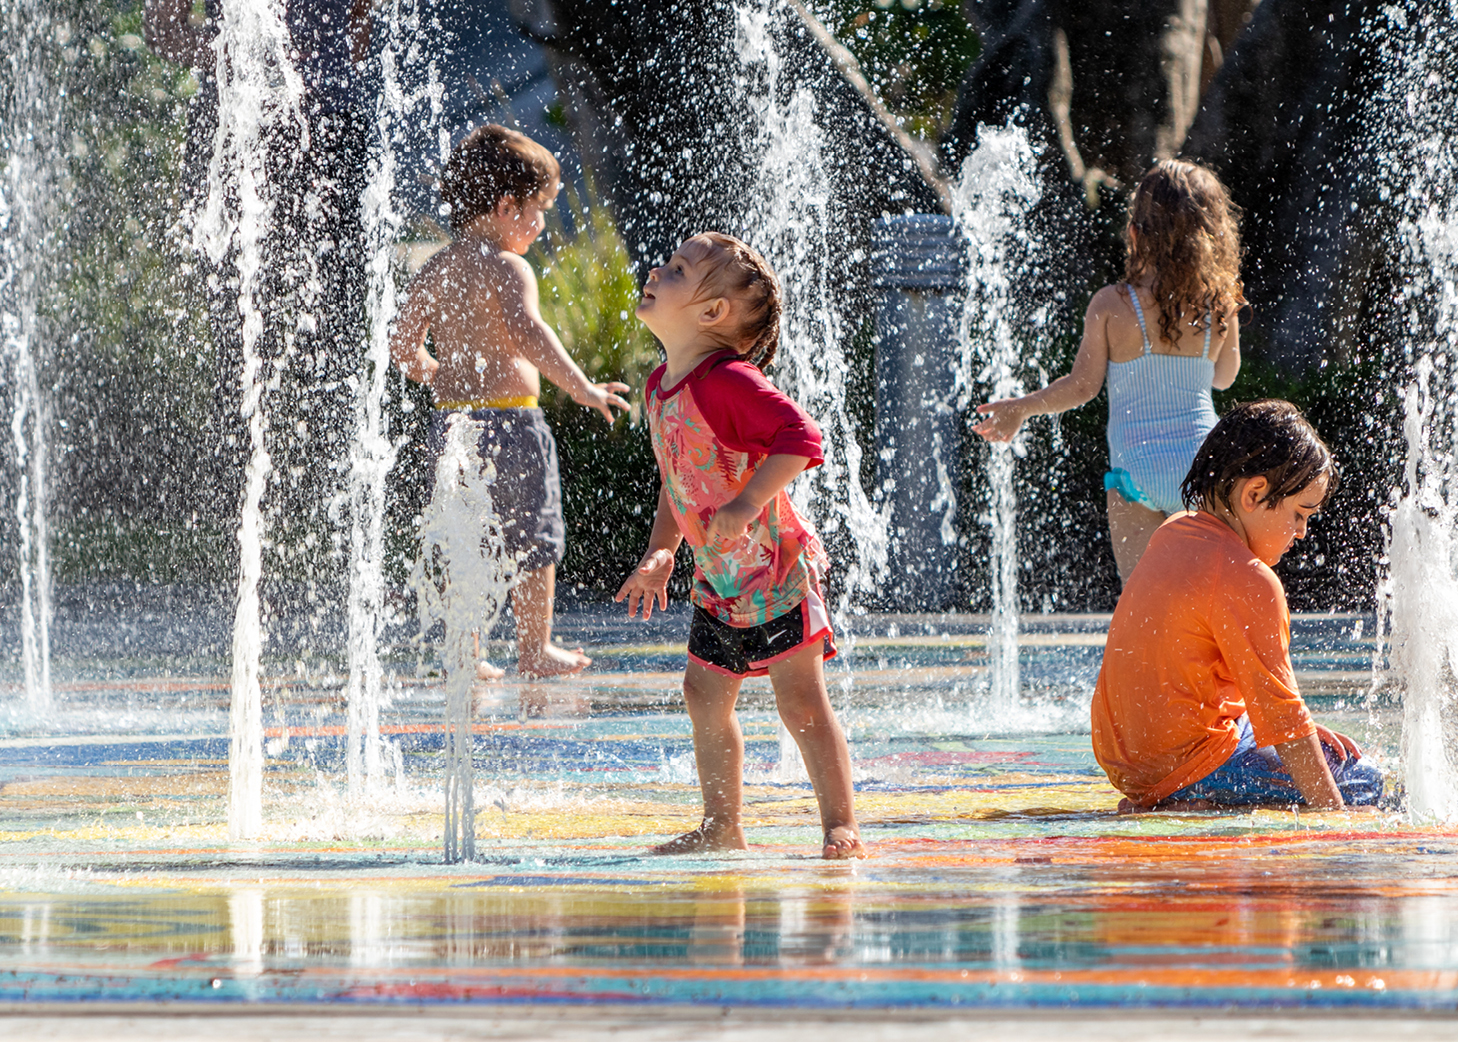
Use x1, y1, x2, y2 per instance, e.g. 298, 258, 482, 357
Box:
1104, 286, 1218, 515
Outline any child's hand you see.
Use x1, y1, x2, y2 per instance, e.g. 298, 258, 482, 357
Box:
1315, 724, 1363, 762
705, 498, 758, 549
574, 381, 633, 424
972, 398, 1030, 443
615, 548, 674, 619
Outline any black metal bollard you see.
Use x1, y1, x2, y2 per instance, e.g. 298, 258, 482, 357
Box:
872, 214, 966, 611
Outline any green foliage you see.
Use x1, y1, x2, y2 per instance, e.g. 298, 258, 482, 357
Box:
814, 0, 981, 140
528, 191, 678, 598
531, 185, 663, 404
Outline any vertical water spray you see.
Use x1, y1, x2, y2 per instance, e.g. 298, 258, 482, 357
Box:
1372, 1, 1458, 820
0, 0, 59, 712
193, 0, 305, 841
733, 2, 890, 611
948, 127, 1041, 716
346, 0, 418, 798
733, 1, 890, 778
413, 415, 517, 863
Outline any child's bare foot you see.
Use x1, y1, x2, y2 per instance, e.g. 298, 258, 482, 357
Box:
518, 644, 591, 679
476, 660, 505, 681
651, 818, 747, 855
822, 825, 866, 860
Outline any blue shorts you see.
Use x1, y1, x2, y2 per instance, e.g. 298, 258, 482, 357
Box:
1168, 715, 1386, 807
427, 407, 565, 571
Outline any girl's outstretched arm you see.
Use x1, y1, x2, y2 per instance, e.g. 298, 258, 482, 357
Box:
616, 486, 682, 620
972, 289, 1114, 443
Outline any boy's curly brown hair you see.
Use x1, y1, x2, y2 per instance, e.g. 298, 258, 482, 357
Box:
439, 124, 559, 233
684, 232, 783, 369
1124, 159, 1246, 343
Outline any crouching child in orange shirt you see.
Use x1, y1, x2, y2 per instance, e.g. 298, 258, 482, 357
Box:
1091, 400, 1385, 811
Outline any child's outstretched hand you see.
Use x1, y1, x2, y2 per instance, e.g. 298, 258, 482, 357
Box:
616, 548, 674, 619
574, 381, 633, 424
972, 398, 1031, 443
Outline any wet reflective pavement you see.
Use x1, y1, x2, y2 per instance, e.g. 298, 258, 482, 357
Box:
3, 611, 1455, 1026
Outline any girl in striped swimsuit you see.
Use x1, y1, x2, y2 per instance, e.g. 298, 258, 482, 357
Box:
973, 160, 1245, 582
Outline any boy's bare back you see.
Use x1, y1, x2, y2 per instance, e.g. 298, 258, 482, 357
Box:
398, 240, 546, 405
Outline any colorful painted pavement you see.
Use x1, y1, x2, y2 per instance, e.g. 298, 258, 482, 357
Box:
3, 610, 1456, 1017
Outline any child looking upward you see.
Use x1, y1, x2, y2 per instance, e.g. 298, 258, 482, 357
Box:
1092, 400, 1384, 812
390, 125, 630, 679
616, 232, 865, 860
974, 160, 1244, 582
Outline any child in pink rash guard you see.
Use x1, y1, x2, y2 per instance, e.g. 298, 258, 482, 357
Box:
616, 232, 865, 861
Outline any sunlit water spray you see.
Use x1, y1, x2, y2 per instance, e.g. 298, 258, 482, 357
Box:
0, 0, 60, 713
949, 126, 1042, 718
734, 1, 891, 778
192, 0, 306, 840
413, 415, 517, 863
1372, 1, 1458, 821
346, 0, 424, 798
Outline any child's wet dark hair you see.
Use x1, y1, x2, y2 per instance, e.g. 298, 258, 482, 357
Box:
1181, 400, 1337, 513
439, 124, 560, 233
683, 232, 782, 369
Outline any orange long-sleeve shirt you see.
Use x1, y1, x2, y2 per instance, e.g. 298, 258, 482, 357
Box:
1091, 511, 1316, 806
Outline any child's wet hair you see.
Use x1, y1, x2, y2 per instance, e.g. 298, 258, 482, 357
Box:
439, 124, 560, 233
1181, 400, 1338, 513
683, 232, 782, 369
1125, 159, 1246, 344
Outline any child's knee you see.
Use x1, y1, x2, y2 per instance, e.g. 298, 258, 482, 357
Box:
775, 692, 834, 735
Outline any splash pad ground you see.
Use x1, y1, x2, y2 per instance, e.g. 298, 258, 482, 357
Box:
3, 603, 1457, 1039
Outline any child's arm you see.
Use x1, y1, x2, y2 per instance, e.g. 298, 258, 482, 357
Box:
497, 255, 632, 423
972, 290, 1111, 443
389, 280, 439, 386
1275, 733, 1344, 809
1212, 309, 1241, 390
615, 485, 683, 620
704, 454, 811, 548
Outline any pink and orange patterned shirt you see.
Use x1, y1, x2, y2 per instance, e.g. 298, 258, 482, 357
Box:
646, 351, 829, 627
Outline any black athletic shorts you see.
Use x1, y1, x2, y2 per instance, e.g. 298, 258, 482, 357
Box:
687, 587, 837, 677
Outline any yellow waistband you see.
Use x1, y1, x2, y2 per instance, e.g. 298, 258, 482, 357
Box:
434, 395, 539, 411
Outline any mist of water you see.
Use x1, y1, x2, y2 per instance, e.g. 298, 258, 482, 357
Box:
346, 0, 418, 798
193, 0, 306, 841
733, 2, 891, 618
948, 127, 1042, 716
0, 0, 59, 713
1372, 1, 1458, 821
733, 1, 893, 780
413, 414, 517, 863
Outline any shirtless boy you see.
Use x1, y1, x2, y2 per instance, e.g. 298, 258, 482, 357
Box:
390, 124, 630, 678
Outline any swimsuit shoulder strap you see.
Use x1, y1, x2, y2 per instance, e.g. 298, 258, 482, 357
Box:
1202, 310, 1213, 359
1126, 284, 1153, 355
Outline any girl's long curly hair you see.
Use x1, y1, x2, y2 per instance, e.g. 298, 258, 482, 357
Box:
1124, 159, 1246, 343
684, 232, 782, 369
